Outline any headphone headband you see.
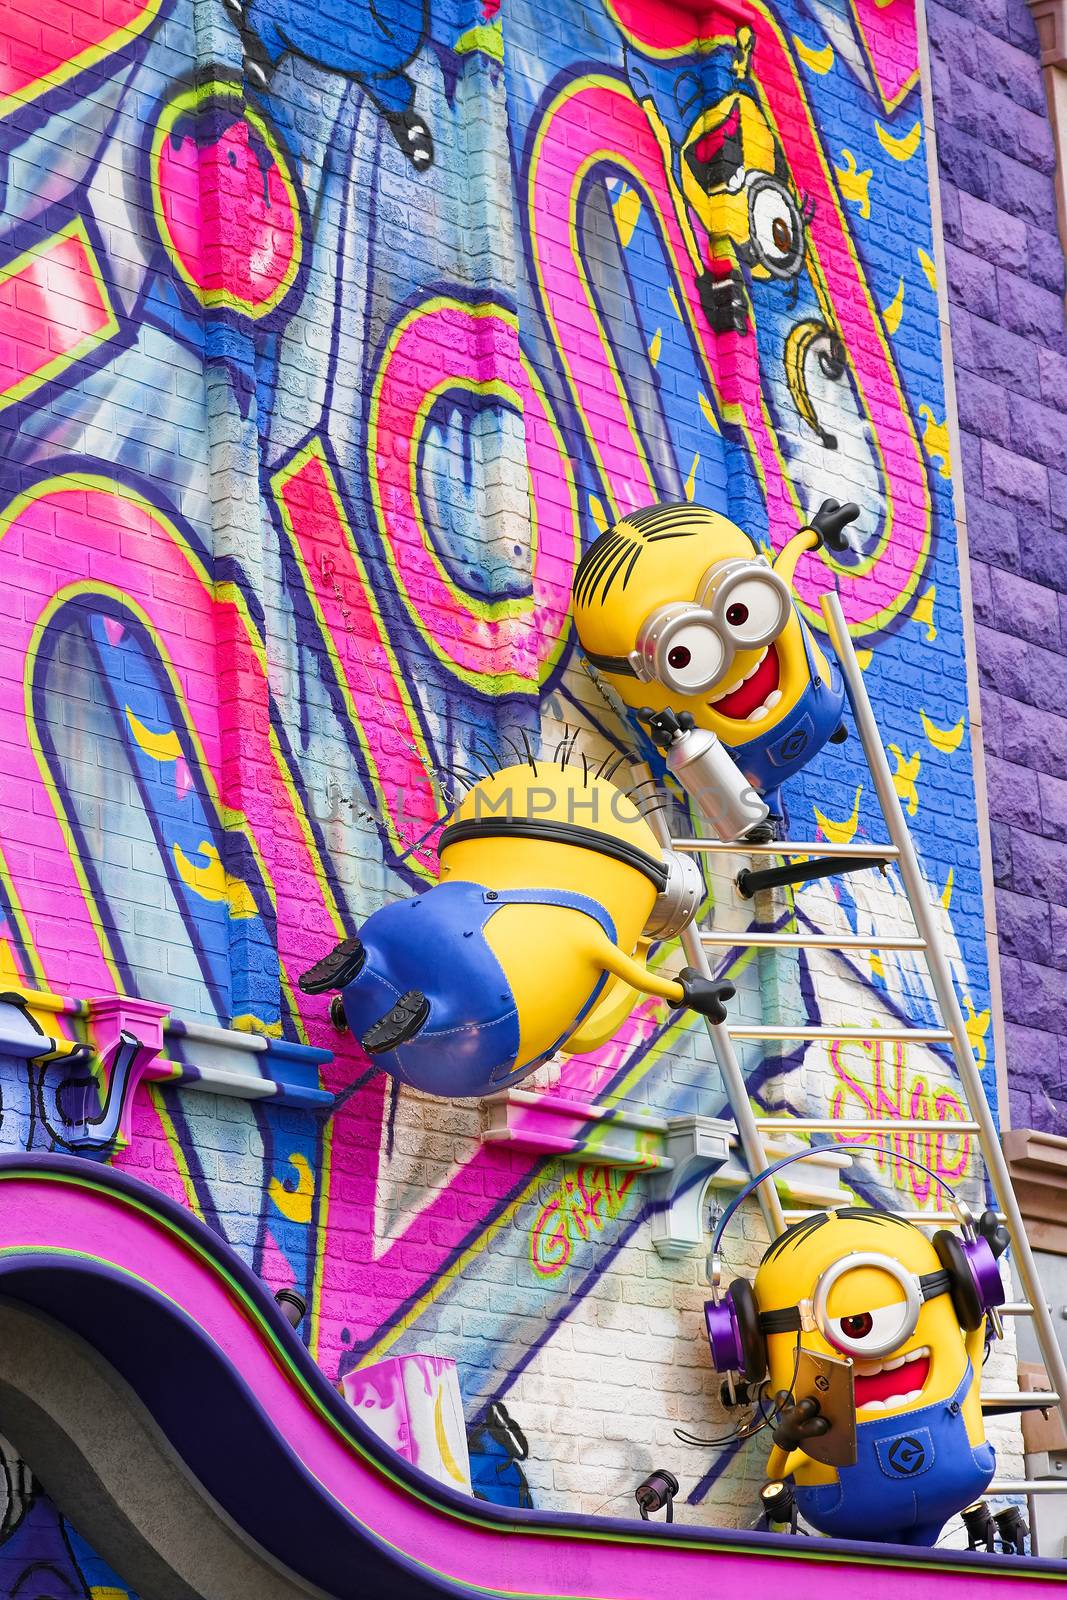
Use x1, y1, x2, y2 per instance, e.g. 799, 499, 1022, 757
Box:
709, 1145, 973, 1261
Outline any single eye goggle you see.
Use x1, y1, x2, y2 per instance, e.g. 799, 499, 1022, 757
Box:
582, 557, 791, 697
758, 1253, 953, 1360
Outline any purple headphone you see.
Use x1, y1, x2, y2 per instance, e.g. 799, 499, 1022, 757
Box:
704, 1147, 1008, 1386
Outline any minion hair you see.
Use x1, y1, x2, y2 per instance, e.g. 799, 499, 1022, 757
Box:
760, 1206, 915, 1265
469, 745, 500, 781
599, 750, 631, 784
520, 728, 539, 774
573, 503, 751, 609
496, 732, 528, 768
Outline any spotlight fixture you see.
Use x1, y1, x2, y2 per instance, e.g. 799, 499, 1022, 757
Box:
759, 1479, 796, 1525
994, 1505, 1029, 1555
634, 1469, 679, 1522
274, 1287, 307, 1329
961, 1500, 996, 1552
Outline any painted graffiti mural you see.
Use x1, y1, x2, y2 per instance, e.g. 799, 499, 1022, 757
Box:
0, 0, 1008, 1561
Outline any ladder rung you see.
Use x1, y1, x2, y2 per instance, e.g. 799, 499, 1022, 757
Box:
732, 1026, 952, 1042
757, 1118, 979, 1134
671, 839, 899, 859
702, 932, 926, 951
987, 1479, 1067, 1495
1001, 1303, 1036, 1316
982, 1391, 1059, 1410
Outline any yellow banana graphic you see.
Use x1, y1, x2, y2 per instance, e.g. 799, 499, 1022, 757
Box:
784, 320, 848, 448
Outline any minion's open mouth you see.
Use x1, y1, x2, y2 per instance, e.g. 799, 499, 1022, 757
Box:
854, 1346, 931, 1412
707, 645, 781, 723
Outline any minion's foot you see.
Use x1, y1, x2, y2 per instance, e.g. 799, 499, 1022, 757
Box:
742, 819, 777, 845
362, 990, 430, 1055
298, 937, 366, 994
330, 996, 349, 1032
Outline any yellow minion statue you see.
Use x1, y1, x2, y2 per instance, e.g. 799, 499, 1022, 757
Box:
702, 1149, 1010, 1546
299, 745, 729, 1098
572, 499, 857, 835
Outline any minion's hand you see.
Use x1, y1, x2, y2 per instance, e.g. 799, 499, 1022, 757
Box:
807, 498, 860, 554
978, 1209, 1011, 1259
772, 1392, 831, 1452
672, 969, 735, 1023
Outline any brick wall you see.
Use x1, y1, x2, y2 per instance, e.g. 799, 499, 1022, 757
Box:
929, 0, 1067, 1133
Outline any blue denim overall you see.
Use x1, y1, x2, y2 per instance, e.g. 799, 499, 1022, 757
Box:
339, 881, 617, 1098
793, 1360, 995, 1547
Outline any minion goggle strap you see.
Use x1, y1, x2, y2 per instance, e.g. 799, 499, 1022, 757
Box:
438, 816, 669, 893
582, 557, 792, 696
758, 1254, 954, 1360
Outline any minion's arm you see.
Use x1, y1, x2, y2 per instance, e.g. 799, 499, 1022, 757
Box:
593, 941, 736, 1022
594, 941, 686, 1004
766, 1443, 809, 1481
772, 526, 821, 591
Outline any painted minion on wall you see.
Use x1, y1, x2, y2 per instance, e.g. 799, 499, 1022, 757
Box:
627, 26, 810, 335
299, 749, 729, 1098
572, 500, 856, 834
703, 1153, 1010, 1546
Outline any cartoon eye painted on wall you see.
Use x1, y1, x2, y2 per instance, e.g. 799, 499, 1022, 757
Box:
663, 623, 726, 690
746, 175, 805, 279
823, 1302, 912, 1357
721, 576, 788, 646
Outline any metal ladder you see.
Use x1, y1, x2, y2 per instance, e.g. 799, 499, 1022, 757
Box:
633, 589, 1067, 1499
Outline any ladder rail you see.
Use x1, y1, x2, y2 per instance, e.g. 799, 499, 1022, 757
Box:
632, 762, 785, 1239
821, 589, 1067, 1441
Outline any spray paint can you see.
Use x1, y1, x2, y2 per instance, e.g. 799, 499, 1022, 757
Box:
645, 711, 769, 842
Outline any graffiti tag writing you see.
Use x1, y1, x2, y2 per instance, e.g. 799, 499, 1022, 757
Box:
530, 1164, 637, 1278
829, 1038, 971, 1206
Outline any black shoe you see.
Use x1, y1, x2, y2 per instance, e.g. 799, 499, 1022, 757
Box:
696, 268, 748, 335
384, 108, 434, 171
361, 990, 430, 1054
299, 937, 366, 994
742, 818, 779, 845
330, 995, 349, 1032
829, 723, 848, 745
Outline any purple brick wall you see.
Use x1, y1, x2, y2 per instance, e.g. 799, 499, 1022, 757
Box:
929, 0, 1067, 1133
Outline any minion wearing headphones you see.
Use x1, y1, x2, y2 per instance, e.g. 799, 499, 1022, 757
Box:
572, 500, 857, 834
703, 1149, 1010, 1546
299, 753, 730, 1098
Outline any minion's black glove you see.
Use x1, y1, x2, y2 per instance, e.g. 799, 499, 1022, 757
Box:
672, 968, 735, 1024
977, 1209, 1011, 1259
806, 498, 860, 554
772, 1391, 831, 1452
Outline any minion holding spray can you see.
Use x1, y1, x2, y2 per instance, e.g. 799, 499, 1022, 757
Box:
299, 753, 730, 1099
572, 499, 859, 836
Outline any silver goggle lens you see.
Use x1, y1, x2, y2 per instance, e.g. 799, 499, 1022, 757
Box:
699, 563, 791, 651
634, 605, 725, 694
812, 1253, 922, 1359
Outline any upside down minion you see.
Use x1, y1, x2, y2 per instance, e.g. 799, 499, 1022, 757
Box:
572, 500, 856, 831
299, 754, 730, 1098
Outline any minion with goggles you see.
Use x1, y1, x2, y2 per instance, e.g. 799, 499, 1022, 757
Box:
573, 500, 856, 834
299, 757, 731, 1098
703, 1150, 1010, 1546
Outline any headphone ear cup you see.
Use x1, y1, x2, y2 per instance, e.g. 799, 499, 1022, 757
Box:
933, 1229, 984, 1331
729, 1277, 768, 1384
